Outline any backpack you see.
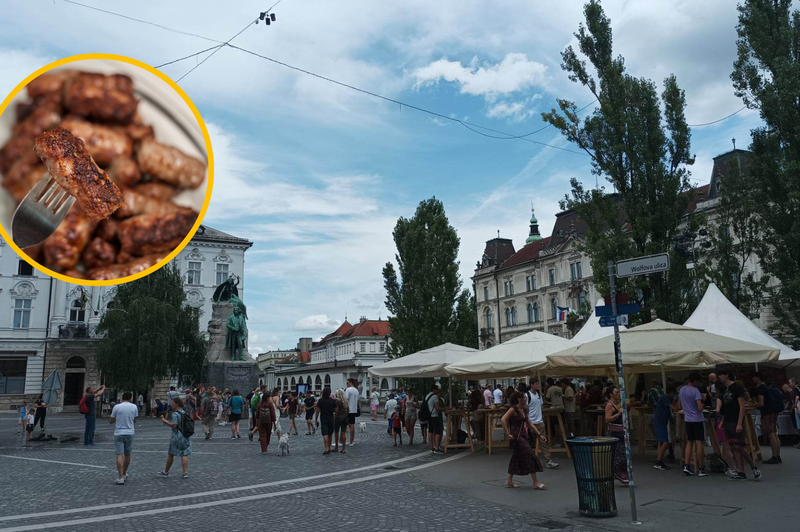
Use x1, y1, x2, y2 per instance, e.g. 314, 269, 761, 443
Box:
177, 411, 195, 438
78, 396, 89, 415
767, 385, 785, 414
418, 393, 433, 422
251, 392, 262, 410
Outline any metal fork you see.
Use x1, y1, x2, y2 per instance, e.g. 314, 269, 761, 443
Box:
11, 173, 76, 248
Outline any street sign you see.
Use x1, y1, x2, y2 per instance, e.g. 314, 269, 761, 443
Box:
599, 315, 628, 327
595, 303, 640, 317
616, 253, 670, 278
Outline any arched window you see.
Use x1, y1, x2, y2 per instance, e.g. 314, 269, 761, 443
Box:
315, 375, 322, 388
527, 303, 534, 323
551, 298, 558, 320
380, 378, 389, 390
484, 308, 493, 329
486, 342, 492, 348
283, 378, 288, 390
307, 376, 312, 387
578, 290, 587, 310
533, 302, 540, 322
66, 356, 85, 369
510, 307, 517, 326
324, 374, 331, 387
298, 376, 304, 385
69, 299, 85, 322
291, 377, 296, 386
505, 307, 511, 326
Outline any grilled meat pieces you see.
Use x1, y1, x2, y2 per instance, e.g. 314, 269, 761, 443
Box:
87, 253, 165, 280
137, 137, 205, 189
60, 116, 133, 165
63, 72, 137, 124
118, 210, 197, 256
42, 206, 95, 270
34, 127, 124, 222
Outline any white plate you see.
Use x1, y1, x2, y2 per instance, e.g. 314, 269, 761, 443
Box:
0, 58, 209, 231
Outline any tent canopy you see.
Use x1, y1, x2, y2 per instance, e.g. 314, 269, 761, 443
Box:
445, 330, 580, 380
368, 343, 478, 378
572, 298, 627, 343
685, 283, 799, 364
545, 320, 780, 374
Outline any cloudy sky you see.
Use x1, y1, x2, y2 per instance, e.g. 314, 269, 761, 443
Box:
0, 0, 763, 354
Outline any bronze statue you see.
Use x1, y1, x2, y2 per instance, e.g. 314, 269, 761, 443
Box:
212, 275, 240, 302
226, 305, 247, 361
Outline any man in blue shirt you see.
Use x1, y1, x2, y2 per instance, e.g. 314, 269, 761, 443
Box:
83, 384, 106, 446
653, 385, 677, 470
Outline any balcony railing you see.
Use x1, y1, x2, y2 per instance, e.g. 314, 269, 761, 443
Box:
479, 327, 495, 338
58, 323, 98, 339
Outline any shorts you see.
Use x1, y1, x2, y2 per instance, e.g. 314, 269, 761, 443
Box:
684, 421, 704, 442
335, 418, 348, 432
321, 417, 334, 437
760, 413, 777, 436
114, 434, 134, 455
229, 413, 242, 422
348, 413, 357, 425
305, 410, 315, 421
371, 403, 378, 411
654, 423, 669, 443
25, 424, 33, 433
392, 426, 402, 434
428, 416, 443, 435
723, 421, 746, 446
289, 413, 297, 421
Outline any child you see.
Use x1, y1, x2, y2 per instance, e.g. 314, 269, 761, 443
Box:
653, 385, 677, 470
25, 407, 35, 441
17, 401, 26, 434
391, 406, 403, 446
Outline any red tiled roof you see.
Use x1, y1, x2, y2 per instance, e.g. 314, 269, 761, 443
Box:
298, 351, 311, 363
499, 237, 552, 269
320, 320, 353, 342
685, 184, 709, 214
343, 320, 390, 338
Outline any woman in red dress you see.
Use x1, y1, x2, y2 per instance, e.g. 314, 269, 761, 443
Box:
501, 392, 547, 490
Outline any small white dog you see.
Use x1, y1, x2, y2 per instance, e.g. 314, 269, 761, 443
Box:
279, 433, 290, 456
359, 422, 367, 433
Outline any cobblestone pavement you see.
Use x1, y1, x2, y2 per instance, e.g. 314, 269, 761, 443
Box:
0, 415, 610, 532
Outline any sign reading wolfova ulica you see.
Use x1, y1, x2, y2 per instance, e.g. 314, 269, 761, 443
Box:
615, 253, 670, 278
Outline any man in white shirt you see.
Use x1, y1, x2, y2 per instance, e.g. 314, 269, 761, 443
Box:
384, 396, 398, 434
345, 379, 361, 447
370, 387, 380, 421
109, 391, 139, 485
526, 379, 558, 469
493, 384, 504, 405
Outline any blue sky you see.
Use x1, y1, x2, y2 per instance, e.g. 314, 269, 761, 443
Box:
0, 1, 764, 354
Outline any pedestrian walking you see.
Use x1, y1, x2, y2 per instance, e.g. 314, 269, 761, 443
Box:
402, 388, 419, 445
252, 394, 277, 454
334, 388, 349, 453
304, 391, 317, 435
316, 387, 337, 454
17, 401, 26, 434
199, 391, 218, 440
560, 379, 577, 438
391, 406, 403, 446
82, 384, 106, 446
384, 395, 398, 435
136, 393, 144, 415
370, 387, 380, 421
604, 386, 629, 484
32, 397, 47, 432
345, 379, 360, 447
502, 392, 546, 490
228, 390, 245, 439
653, 385, 677, 471
677, 373, 708, 476
525, 379, 559, 469
286, 391, 300, 435
270, 389, 283, 436
25, 407, 34, 441
753, 372, 782, 464
718, 370, 761, 481
158, 397, 192, 479
110, 391, 138, 485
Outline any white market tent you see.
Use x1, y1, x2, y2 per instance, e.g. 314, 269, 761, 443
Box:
684, 283, 800, 366
572, 298, 627, 344
545, 320, 781, 375
445, 330, 580, 380
368, 343, 479, 379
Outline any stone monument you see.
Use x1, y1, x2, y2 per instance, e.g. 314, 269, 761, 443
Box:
205, 275, 259, 391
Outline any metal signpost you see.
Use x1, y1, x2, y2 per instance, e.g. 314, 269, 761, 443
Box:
607, 253, 669, 525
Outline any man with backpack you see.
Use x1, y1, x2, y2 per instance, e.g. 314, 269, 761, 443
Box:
249, 386, 266, 440
752, 372, 782, 464
81, 384, 106, 446
200, 391, 219, 440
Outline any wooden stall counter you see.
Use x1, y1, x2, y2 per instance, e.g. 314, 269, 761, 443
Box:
484, 406, 509, 455
443, 409, 474, 454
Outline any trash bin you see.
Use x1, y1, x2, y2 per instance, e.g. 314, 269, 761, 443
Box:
566, 436, 618, 517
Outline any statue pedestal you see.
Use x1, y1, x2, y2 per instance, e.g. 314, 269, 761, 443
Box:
205, 302, 258, 391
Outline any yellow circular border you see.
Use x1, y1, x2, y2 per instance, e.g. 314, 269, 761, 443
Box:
0, 53, 214, 286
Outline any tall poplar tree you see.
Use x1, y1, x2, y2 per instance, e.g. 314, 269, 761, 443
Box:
732, 0, 800, 345
542, 0, 698, 323
95, 263, 207, 391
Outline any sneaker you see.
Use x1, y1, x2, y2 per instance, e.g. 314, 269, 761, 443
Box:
181, 473, 189, 479
728, 472, 747, 481
752, 467, 762, 480
231, 436, 236, 440
349, 442, 356, 447
683, 465, 694, 476
123, 473, 128, 481
158, 471, 169, 477
654, 461, 670, 471
205, 434, 211, 440
724, 469, 738, 478
763, 456, 781, 464
236, 433, 241, 439
698, 468, 709, 477
115, 478, 125, 485
546, 460, 560, 469
433, 449, 444, 454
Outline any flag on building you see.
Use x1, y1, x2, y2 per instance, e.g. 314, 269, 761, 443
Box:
556, 306, 574, 322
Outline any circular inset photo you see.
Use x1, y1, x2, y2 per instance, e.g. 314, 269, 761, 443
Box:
0, 53, 213, 285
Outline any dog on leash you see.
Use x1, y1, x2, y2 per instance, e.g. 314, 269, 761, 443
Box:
359, 422, 367, 433
279, 433, 290, 456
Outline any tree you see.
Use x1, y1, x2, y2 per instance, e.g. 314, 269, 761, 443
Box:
541, 0, 698, 323
732, 0, 800, 346
698, 157, 768, 318
383, 198, 473, 401
95, 263, 207, 392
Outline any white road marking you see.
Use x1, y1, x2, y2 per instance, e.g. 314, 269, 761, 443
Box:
0, 450, 436, 523
0, 455, 106, 469
48, 448, 218, 455
0, 451, 468, 531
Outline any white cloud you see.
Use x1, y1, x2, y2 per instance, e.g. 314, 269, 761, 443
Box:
413, 53, 548, 97
294, 314, 342, 331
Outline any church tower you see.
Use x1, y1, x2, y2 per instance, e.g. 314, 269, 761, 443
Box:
525, 205, 542, 244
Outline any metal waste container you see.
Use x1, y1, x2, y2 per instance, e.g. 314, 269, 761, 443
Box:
566, 436, 617, 517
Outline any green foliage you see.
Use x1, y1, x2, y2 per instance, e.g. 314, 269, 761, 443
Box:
732, 0, 800, 346
541, 0, 698, 323
95, 263, 207, 391
383, 198, 471, 358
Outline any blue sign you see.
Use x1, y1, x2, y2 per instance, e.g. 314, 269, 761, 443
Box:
599, 316, 618, 327
595, 303, 641, 317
